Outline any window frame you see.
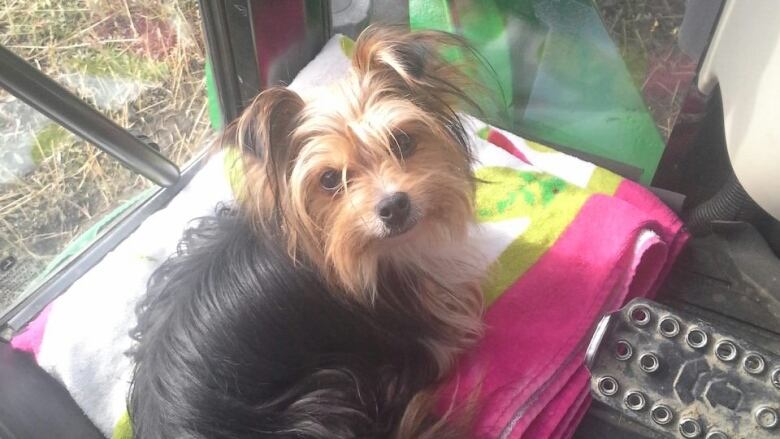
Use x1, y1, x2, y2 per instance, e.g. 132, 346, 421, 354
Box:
0, 0, 273, 337
0, 0, 333, 337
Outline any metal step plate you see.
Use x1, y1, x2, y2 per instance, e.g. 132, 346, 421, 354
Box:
586, 298, 780, 438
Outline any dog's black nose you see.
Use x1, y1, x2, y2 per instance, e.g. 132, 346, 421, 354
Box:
377, 192, 411, 227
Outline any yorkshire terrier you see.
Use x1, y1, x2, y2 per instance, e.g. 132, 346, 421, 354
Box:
129, 26, 485, 438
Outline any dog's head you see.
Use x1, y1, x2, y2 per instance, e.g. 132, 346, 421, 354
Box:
225, 26, 480, 299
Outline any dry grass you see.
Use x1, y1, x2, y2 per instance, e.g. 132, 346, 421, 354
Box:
0, 0, 211, 310
595, 0, 692, 140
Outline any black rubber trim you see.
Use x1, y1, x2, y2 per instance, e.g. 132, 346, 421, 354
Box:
199, 0, 249, 124
225, 0, 262, 105
0, 44, 179, 187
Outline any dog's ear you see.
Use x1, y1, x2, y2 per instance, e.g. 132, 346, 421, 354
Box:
221, 87, 304, 221
351, 25, 429, 83
222, 86, 304, 164
351, 25, 480, 111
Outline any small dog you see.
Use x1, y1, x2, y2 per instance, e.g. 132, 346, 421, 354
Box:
129, 26, 485, 438
235, 25, 486, 375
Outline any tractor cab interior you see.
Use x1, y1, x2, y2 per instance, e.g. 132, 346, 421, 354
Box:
1, 1, 778, 438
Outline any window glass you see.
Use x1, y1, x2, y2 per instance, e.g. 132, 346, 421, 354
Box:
0, 98, 152, 312
0, 0, 210, 167
332, 0, 697, 184
0, 0, 210, 313
595, 0, 696, 142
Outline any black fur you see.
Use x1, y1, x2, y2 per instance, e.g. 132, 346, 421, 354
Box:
128, 206, 439, 438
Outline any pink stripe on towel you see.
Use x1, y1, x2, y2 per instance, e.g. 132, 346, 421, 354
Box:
614, 179, 689, 293
523, 368, 591, 439
552, 387, 591, 439
521, 229, 670, 439
10, 304, 52, 360
439, 191, 687, 438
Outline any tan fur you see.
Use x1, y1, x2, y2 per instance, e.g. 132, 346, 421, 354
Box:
223, 25, 486, 436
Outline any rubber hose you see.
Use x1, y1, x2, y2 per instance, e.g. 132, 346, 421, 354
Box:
686, 175, 763, 235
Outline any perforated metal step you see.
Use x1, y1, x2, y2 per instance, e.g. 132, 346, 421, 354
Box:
586, 298, 780, 438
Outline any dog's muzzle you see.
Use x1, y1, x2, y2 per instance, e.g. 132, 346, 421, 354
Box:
376, 192, 415, 236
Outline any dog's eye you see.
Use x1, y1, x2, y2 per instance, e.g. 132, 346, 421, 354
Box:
320, 169, 342, 191
392, 132, 416, 159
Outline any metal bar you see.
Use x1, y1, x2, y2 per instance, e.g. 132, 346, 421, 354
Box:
226, 0, 262, 105
198, 0, 245, 124
199, 0, 331, 122
0, 153, 208, 337
0, 44, 180, 187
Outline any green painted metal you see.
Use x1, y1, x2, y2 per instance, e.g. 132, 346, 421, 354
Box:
205, 58, 224, 131
410, 0, 665, 184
